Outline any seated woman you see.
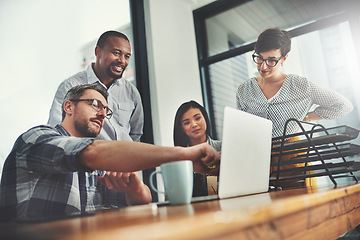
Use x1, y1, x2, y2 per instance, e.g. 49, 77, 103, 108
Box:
173, 100, 221, 196
236, 28, 353, 189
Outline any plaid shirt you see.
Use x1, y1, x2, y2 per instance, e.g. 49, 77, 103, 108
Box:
0, 125, 126, 222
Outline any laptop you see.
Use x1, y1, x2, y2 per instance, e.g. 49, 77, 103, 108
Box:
192, 106, 273, 202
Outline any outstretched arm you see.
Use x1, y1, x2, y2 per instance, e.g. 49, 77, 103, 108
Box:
79, 141, 220, 175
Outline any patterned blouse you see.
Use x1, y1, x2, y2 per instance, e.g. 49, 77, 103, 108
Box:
236, 74, 353, 138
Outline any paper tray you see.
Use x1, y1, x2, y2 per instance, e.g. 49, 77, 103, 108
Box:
270, 161, 360, 181
272, 125, 359, 152
271, 143, 360, 166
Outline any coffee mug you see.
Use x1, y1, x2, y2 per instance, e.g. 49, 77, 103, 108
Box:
150, 160, 193, 205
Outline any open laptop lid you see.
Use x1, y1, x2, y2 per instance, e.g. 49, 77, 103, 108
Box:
159, 107, 273, 205
218, 107, 273, 199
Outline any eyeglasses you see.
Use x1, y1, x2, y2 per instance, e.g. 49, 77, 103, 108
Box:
70, 99, 113, 119
252, 53, 282, 67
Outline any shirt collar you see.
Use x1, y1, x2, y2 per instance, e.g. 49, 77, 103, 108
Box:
55, 124, 71, 136
86, 63, 121, 89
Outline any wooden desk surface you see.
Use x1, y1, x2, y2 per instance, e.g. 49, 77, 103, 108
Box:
1, 183, 360, 240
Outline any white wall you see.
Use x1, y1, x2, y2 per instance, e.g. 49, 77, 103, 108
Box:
143, 0, 212, 201
0, 0, 131, 176
144, 0, 205, 147
0, 0, 210, 179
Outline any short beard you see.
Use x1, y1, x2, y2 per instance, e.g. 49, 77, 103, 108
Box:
74, 121, 98, 138
106, 65, 124, 80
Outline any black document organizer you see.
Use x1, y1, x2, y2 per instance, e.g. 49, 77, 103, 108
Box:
270, 119, 360, 190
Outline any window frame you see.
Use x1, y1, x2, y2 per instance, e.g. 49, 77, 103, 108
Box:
193, 0, 360, 139
130, 0, 158, 201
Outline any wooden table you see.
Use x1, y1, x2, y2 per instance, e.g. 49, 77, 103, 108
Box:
1, 183, 360, 240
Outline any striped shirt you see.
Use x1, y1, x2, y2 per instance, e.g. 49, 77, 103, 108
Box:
0, 125, 126, 222
236, 74, 353, 138
48, 63, 144, 142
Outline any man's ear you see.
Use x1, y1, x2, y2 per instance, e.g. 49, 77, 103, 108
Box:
63, 100, 74, 117
95, 46, 101, 58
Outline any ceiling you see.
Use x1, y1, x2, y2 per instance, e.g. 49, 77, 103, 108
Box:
205, 0, 356, 47
182, 0, 216, 10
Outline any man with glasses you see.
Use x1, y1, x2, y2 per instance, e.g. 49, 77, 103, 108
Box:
48, 30, 143, 142
0, 84, 220, 222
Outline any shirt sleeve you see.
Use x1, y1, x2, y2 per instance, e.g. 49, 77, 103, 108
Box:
236, 83, 245, 110
48, 81, 72, 127
17, 126, 95, 174
129, 86, 144, 142
309, 81, 353, 119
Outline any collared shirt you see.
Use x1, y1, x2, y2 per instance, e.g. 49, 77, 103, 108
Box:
0, 125, 127, 222
48, 63, 144, 142
236, 74, 353, 138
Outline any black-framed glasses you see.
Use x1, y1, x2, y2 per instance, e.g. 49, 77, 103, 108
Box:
70, 99, 113, 119
252, 53, 282, 67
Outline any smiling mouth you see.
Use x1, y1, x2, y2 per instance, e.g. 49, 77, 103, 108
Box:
91, 119, 102, 128
113, 65, 124, 73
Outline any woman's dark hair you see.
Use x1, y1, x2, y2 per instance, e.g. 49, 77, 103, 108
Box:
254, 28, 291, 57
173, 100, 211, 147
